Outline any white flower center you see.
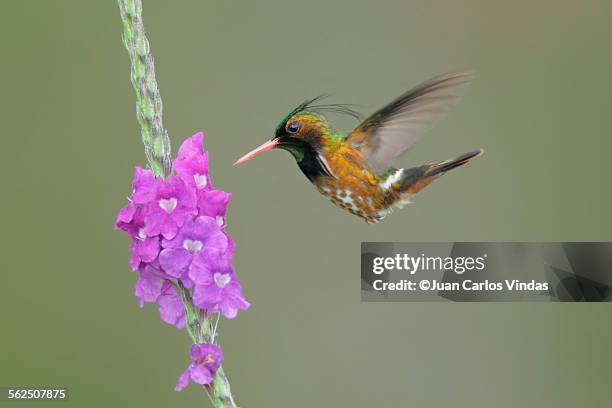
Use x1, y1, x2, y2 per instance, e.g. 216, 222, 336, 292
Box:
159, 197, 178, 213
183, 239, 203, 254
138, 228, 147, 240
194, 174, 207, 189
215, 216, 224, 227
214, 273, 231, 288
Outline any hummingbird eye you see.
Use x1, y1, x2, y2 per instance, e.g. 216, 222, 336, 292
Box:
287, 122, 300, 134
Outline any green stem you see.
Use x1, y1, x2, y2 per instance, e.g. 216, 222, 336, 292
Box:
207, 367, 239, 408
117, 2, 239, 406
174, 282, 239, 408
173, 281, 201, 344
118, 0, 171, 178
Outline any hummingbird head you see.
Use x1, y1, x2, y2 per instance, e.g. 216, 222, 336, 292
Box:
234, 97, 362, 166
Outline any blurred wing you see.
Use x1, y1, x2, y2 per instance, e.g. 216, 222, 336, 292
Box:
349, 72, 473, 174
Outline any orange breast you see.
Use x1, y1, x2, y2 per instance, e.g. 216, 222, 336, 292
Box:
313, 143, 389, 222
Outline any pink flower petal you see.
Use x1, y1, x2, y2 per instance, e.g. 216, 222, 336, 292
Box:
174, 369, 190, 392
189, 364, 213, 385
159, 248, 191, 279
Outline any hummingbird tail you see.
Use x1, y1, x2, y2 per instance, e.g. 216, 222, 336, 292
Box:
425, 149, 484, 177
391, 149, 484, 207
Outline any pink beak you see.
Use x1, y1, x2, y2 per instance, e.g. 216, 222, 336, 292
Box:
233, 139, 279, 165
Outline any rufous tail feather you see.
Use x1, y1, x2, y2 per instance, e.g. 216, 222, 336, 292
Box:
393, 148, 484, 208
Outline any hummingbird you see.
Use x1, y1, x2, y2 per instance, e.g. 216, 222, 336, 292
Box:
234, 72, 483, 223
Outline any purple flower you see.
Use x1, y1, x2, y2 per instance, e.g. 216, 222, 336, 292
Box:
115, 202, 161, 270
128, 238, 160, 271
116, 201, 137, 227
175, 343, 224, 392
171, 132, 232, 224
134, 263, 167, 306
193, 267, 250, 319
173, 132, 212, 191
131, 167, 159, 205
159, 216, 230, 284
116, 131, 251, 378
198, 189, 232, 227
175, 132, 205, 161
135, 263, 186, 329
157, 285, 187, 329
143, 176, 197, 240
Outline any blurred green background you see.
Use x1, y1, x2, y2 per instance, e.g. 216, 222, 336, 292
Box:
2, 1, 612, 407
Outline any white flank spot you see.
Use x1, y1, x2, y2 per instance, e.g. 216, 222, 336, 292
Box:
379, 168, 404, 191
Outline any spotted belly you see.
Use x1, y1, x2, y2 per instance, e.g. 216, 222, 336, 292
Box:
315, 178, 389, 223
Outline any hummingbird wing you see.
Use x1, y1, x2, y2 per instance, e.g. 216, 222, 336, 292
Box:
348, 72, 473, 174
